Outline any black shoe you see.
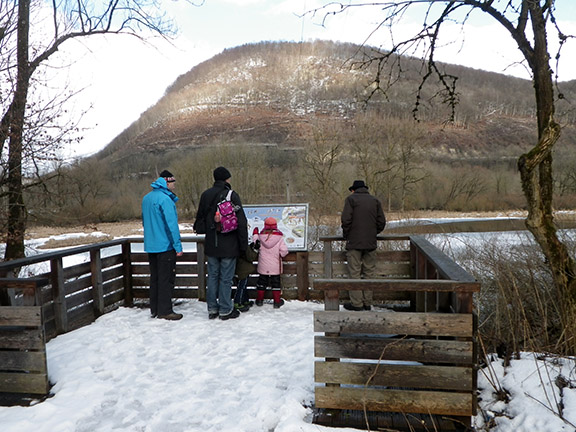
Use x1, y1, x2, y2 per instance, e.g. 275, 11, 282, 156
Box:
235, 303, 250, 312
343, 303, 364, 311
219, 309, 240, 320
208, 312, 219, 320
364, 305, 372, 311
158, 312, 183, 320
273, 299, 285, 309
255, 300, 264, 306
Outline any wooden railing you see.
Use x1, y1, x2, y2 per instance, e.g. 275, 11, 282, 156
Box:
0, 233, 479, 413
0, 278, 49, 395
313, 235, 480, 430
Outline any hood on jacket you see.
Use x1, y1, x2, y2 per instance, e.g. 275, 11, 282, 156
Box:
258, 231, 284, 249
151, 177, 179, 202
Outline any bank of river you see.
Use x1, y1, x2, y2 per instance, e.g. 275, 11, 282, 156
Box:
386, 214, 576, 234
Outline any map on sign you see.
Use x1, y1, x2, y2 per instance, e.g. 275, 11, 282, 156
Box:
243, 204, 309, 251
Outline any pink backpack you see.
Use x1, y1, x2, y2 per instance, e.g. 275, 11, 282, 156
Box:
216, 190, 238, 233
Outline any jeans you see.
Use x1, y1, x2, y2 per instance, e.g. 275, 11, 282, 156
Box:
207, 256, 236, 315
234, 277, 249, 305
148, 250, 177, 316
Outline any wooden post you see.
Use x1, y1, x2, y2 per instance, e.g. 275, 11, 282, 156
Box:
323, 239, 333, 278
90, 249, 105, 316
296, 251, 309, 301
50, 257, 67, 334
197, 242, 206, 301
122, 242, 133, 307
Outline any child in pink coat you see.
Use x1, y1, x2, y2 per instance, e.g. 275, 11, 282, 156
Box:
253, 217, 289, 308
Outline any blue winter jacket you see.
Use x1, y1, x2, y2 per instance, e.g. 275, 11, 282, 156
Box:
142, 177, 183, 253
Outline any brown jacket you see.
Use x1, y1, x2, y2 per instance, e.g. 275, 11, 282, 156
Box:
341, 187, 386, 250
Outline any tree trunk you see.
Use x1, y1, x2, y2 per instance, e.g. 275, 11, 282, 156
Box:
4, 0, 30, 261
517, 5, 576, 353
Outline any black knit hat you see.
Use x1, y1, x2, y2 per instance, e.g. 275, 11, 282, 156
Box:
213, 166, 231, 181
159, 170, 175, 182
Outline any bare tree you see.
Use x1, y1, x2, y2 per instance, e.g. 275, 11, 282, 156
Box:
310, 1, 576, 352
1, 0, 175, 261
303, 122, 345, 214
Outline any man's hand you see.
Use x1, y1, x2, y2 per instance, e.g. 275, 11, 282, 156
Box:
177, 252, 184, 257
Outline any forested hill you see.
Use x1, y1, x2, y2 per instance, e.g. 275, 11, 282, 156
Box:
95, 39, 576, 162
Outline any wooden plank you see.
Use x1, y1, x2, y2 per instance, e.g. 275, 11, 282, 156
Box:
0, 307, 42, 327
314, 311, 474, 337
315, 386, 474, 416
64, 275, 93, 295
63, 261, 91, 279
104, 289, 125, 307
102, 266, 124, 282
66, 288, 95, 310
197, 242, 206, 301
51, 257, 68, 334
0, 351, 47, 372
0, 328, 45, 350
324, 289, 340, 311
132, 276, 201, 287
0, 238, 126, 274
0, 372, 49, 394
91, 249, 105, 316
103, 278, 124, 295
296, 252, 309, 301
314, 361, 474, 391
314, 279, 480, 293
410, 236, 476, 282
313, 408, 466, 432
0, 278, 46, 291
122, 242, 133, 306
330, 263, 411, 277
67, 304, 97, 330
323, 240, 333, 278
101, 254, 123, 268
315, 336, 474, 364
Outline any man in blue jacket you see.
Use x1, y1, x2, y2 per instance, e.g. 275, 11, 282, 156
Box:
142, 170, 184, 320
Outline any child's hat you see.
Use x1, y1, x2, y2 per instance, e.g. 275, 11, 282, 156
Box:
264, 217, 277, 230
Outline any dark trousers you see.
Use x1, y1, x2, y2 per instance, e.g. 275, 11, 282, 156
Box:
148, 250, 176, 316
256, 274, 282, 291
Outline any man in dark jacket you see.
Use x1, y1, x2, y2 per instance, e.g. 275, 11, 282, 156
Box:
194, 167, 248, 320
341, 180, 386, 311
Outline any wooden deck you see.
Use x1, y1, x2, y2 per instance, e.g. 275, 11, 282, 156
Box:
0, 234, 480, 430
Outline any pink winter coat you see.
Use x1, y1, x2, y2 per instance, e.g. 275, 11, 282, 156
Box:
254, 230, 289, 275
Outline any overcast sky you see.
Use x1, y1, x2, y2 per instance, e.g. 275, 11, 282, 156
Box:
51, 0, 576, 159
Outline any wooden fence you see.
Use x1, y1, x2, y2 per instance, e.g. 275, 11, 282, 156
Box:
312, 235, 480, 431
0, 233, 479, 428
0, 278, 49, 396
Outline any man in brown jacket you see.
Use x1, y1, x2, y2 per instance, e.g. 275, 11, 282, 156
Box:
341, 180, 387, 311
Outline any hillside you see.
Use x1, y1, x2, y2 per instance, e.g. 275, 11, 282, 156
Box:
95, 40, 576, 162
31, 40, 576, 225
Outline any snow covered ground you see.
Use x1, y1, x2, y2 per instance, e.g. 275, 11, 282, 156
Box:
2, 223, 576, 431
1, 299, 576, 432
